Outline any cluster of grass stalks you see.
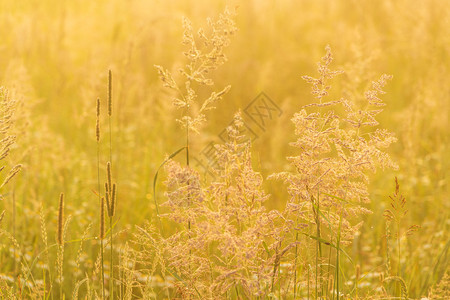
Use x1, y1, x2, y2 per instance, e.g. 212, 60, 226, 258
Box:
0, 1, 448, 299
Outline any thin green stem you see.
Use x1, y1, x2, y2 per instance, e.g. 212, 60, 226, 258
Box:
186, 118, 191, 299
97, 143, 105, 300
58, 244, 63, 299
100, 238, 105, 299
109, 117, 112, 166
327, 211, 333, 300
397, 222, 401, 277
307, 265, 310, 300
294, 231, 299, 298
108, 70, 114, 299
110, 216, 114, 299
186, 124, 190, 167
336, 210, 343, 300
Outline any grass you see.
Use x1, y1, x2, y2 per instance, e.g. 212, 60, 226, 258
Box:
0, 0, 448, 299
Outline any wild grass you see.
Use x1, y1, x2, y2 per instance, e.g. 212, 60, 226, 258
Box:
0, 0, 448, 299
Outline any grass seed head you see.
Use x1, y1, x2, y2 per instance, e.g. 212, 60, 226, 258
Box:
100, 197, 105, 239
107, 162, 112, 193
110, 183, 116, 217
57, 193, 64, 245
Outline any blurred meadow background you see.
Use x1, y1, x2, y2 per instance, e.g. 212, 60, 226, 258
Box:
0, 0, 448, 298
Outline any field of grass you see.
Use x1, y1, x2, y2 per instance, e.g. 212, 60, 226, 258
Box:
0, 0, 448, 299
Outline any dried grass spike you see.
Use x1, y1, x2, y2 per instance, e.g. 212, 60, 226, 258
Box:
0, 164, 22, 189
107, 162, 112, 193
105, 182, 111, 215
110, 183, 116, 217
100, 197, 105, 239
57, 193, 64, 245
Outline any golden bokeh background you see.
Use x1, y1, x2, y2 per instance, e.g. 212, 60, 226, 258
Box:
0, 0, 448, 298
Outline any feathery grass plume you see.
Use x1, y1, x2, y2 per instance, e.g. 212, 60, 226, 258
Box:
269, 46, 398, 297
153, 12, 236, 296
0, 87, 20, 191
151, 12, 237, 297
0, 210, 4, 224
140, 113, 281, 298
383, 178, 420, 271
155, 8, 236, 138
383, 177, 419, 298
428, 271, 450, 299
131, 223, 167, 296
205, 113, 279, 297
0, 88, 16, 162
76, 222, 92, 270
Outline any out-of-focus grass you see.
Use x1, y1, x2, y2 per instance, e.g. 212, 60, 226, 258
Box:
0, 0, 448, 298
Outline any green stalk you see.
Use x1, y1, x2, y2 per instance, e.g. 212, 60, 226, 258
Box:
58, 244, 63, 299
97, 127, 105, 299
327, 214, 333, 300
397, 222, 401, 277
336, 210, 343, 300
186, 115, 192, 299
97, 154, 104, 300
311, 192, 322, 298
293, 230, 299, 298
186, 123, 190, 167
108, 70, 114, 299
307, 265, 310, 300
110, 216, 114, 299
100, 237, 105, 299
